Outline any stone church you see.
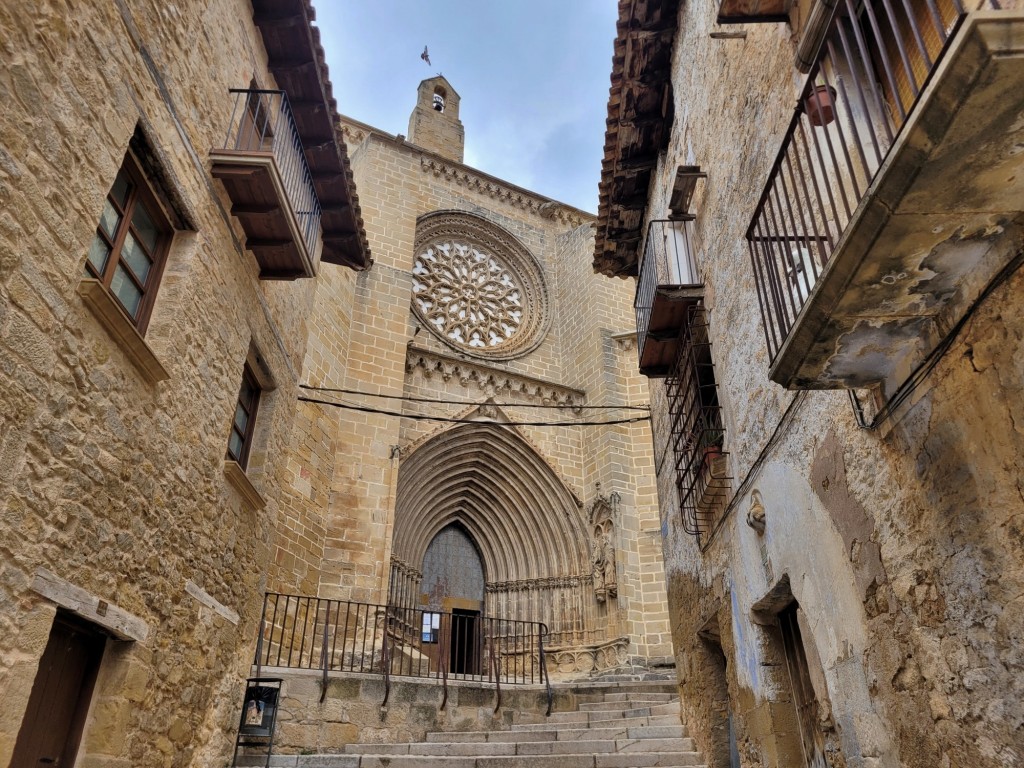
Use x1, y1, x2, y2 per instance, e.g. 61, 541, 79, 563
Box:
0, 1, 676, 764
270, 74, 674, 679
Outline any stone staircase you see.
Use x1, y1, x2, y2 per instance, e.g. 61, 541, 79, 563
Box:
240, 684, 705, 767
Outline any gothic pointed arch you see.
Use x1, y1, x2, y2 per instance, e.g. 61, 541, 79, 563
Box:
388, 422, 595, 639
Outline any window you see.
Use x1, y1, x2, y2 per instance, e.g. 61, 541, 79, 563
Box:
227, 364, 261, 468
85, 155, 172, 332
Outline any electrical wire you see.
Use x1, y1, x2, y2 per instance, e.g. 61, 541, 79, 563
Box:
297, 395, 651, 426
299, 384, 650, 411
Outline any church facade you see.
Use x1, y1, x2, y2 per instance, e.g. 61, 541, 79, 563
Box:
269, 76, 674, 677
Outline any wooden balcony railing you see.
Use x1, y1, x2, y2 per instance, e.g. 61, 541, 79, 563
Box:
746, 0, 965, 364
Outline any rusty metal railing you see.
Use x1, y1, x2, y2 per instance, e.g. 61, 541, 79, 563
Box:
635, 219, 700, 365
746, 0, 966, 362
665, 304, 732, 542
252, 593, 552, 713
220, 88, 321, 259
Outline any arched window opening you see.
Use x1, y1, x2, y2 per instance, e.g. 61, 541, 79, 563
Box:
432, 87, 446, 112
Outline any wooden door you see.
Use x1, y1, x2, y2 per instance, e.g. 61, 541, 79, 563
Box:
11, 613, 106, 767
779, 604, 831, 768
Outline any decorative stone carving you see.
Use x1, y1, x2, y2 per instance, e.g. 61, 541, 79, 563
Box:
412, 212, 550, 360
405, 347, 584, 407
589, 486, 619, 602
420, 158, 587, 228
747, 490, 766, 534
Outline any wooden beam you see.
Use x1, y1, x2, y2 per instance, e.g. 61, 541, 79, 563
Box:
231, 203, 280, 215
252, 11, 305, 27
32, 568, 149, 642
246, 238, 293, 249
319, 203, 352, 216
268, 58, 317, 73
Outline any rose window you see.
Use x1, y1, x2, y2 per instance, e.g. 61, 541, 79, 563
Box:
412, 242, 525, 350
411, 213, 549, 360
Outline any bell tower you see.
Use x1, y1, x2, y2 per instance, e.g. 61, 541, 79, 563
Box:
408, 76, 464, 163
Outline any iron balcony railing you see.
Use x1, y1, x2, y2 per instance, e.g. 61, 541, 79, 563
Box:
635, 218, 700, 361
665, 305, 732, 543
253, 593, 552, 715
746, 0, 965, 362
220, 88, 321, 259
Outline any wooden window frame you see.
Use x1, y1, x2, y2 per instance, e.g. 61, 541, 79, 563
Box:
227, 363, 262, 469
85, 154, 173, 334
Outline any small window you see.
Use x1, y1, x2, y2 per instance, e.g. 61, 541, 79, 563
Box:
421, 612, 441, 643
432, 87, 446, 112
85, 155, 173, 333
227, 364, 262, 468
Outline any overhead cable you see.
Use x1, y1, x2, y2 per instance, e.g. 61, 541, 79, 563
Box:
297, 395, 651, 426
299, 384, 650, 411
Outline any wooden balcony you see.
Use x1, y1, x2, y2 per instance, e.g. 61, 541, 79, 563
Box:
635, 219, 704, 377
747, 6, 1024, 391
211, 89, 321, 279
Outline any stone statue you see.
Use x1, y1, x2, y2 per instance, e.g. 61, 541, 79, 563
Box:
589, 487, 619, 602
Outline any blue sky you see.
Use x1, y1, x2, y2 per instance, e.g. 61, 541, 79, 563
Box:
314, 1, 619, 213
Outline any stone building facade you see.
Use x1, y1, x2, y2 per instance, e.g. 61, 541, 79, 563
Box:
268, 74, 674, 681
0, 1, 368, 766
596, 1, 1024, 767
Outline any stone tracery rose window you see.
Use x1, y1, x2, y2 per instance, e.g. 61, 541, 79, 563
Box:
411, 212, 549, 359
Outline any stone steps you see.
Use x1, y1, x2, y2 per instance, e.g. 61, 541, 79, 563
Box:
236, 686, 704, 768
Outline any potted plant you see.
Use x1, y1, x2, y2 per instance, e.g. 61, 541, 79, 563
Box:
699, 422, 725, 468
804, 82, 838, 127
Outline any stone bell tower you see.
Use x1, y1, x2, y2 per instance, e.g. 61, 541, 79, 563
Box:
407, 75, 464, 163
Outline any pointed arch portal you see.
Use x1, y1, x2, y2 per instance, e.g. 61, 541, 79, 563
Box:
389, 423, 603, 645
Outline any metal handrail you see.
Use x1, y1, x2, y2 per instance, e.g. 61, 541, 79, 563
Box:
635, 219, 701, 364
538, 623, 552, 717
746, 0, 969, 362
253, 593, 552, 711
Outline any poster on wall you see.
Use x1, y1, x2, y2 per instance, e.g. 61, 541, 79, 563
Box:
239, 684, 279, 737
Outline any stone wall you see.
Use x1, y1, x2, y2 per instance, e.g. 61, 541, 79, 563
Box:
261, 669, 554, 753
638, 2, 1024, 767
0, 0, 331, 765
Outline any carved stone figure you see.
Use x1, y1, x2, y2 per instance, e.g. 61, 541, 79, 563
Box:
589, 487, 619, 601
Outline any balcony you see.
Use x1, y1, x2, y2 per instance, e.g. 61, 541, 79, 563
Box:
635, 219, 704, 376
747, 5, 1024, 390
211, 89, 322, 280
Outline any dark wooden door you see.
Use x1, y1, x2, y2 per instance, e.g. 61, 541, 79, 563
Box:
11, 613, 105, 767
449, 609, 481, 676
779, 603, 831, 768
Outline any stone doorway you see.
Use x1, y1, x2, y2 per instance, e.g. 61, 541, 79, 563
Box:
11, 611, 106, 767
779, 602, 831, 768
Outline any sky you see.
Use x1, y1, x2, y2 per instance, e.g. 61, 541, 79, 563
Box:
314, 1, 620, 214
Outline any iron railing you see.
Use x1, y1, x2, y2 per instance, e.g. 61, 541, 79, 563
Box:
747, 0, 964, 361
665, 305, 732, 541
220, 88, 321, 259
252, 593, 552, 714
635, 219, 700, 363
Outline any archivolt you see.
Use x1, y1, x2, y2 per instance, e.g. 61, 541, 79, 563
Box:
392, 423, 588, 583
